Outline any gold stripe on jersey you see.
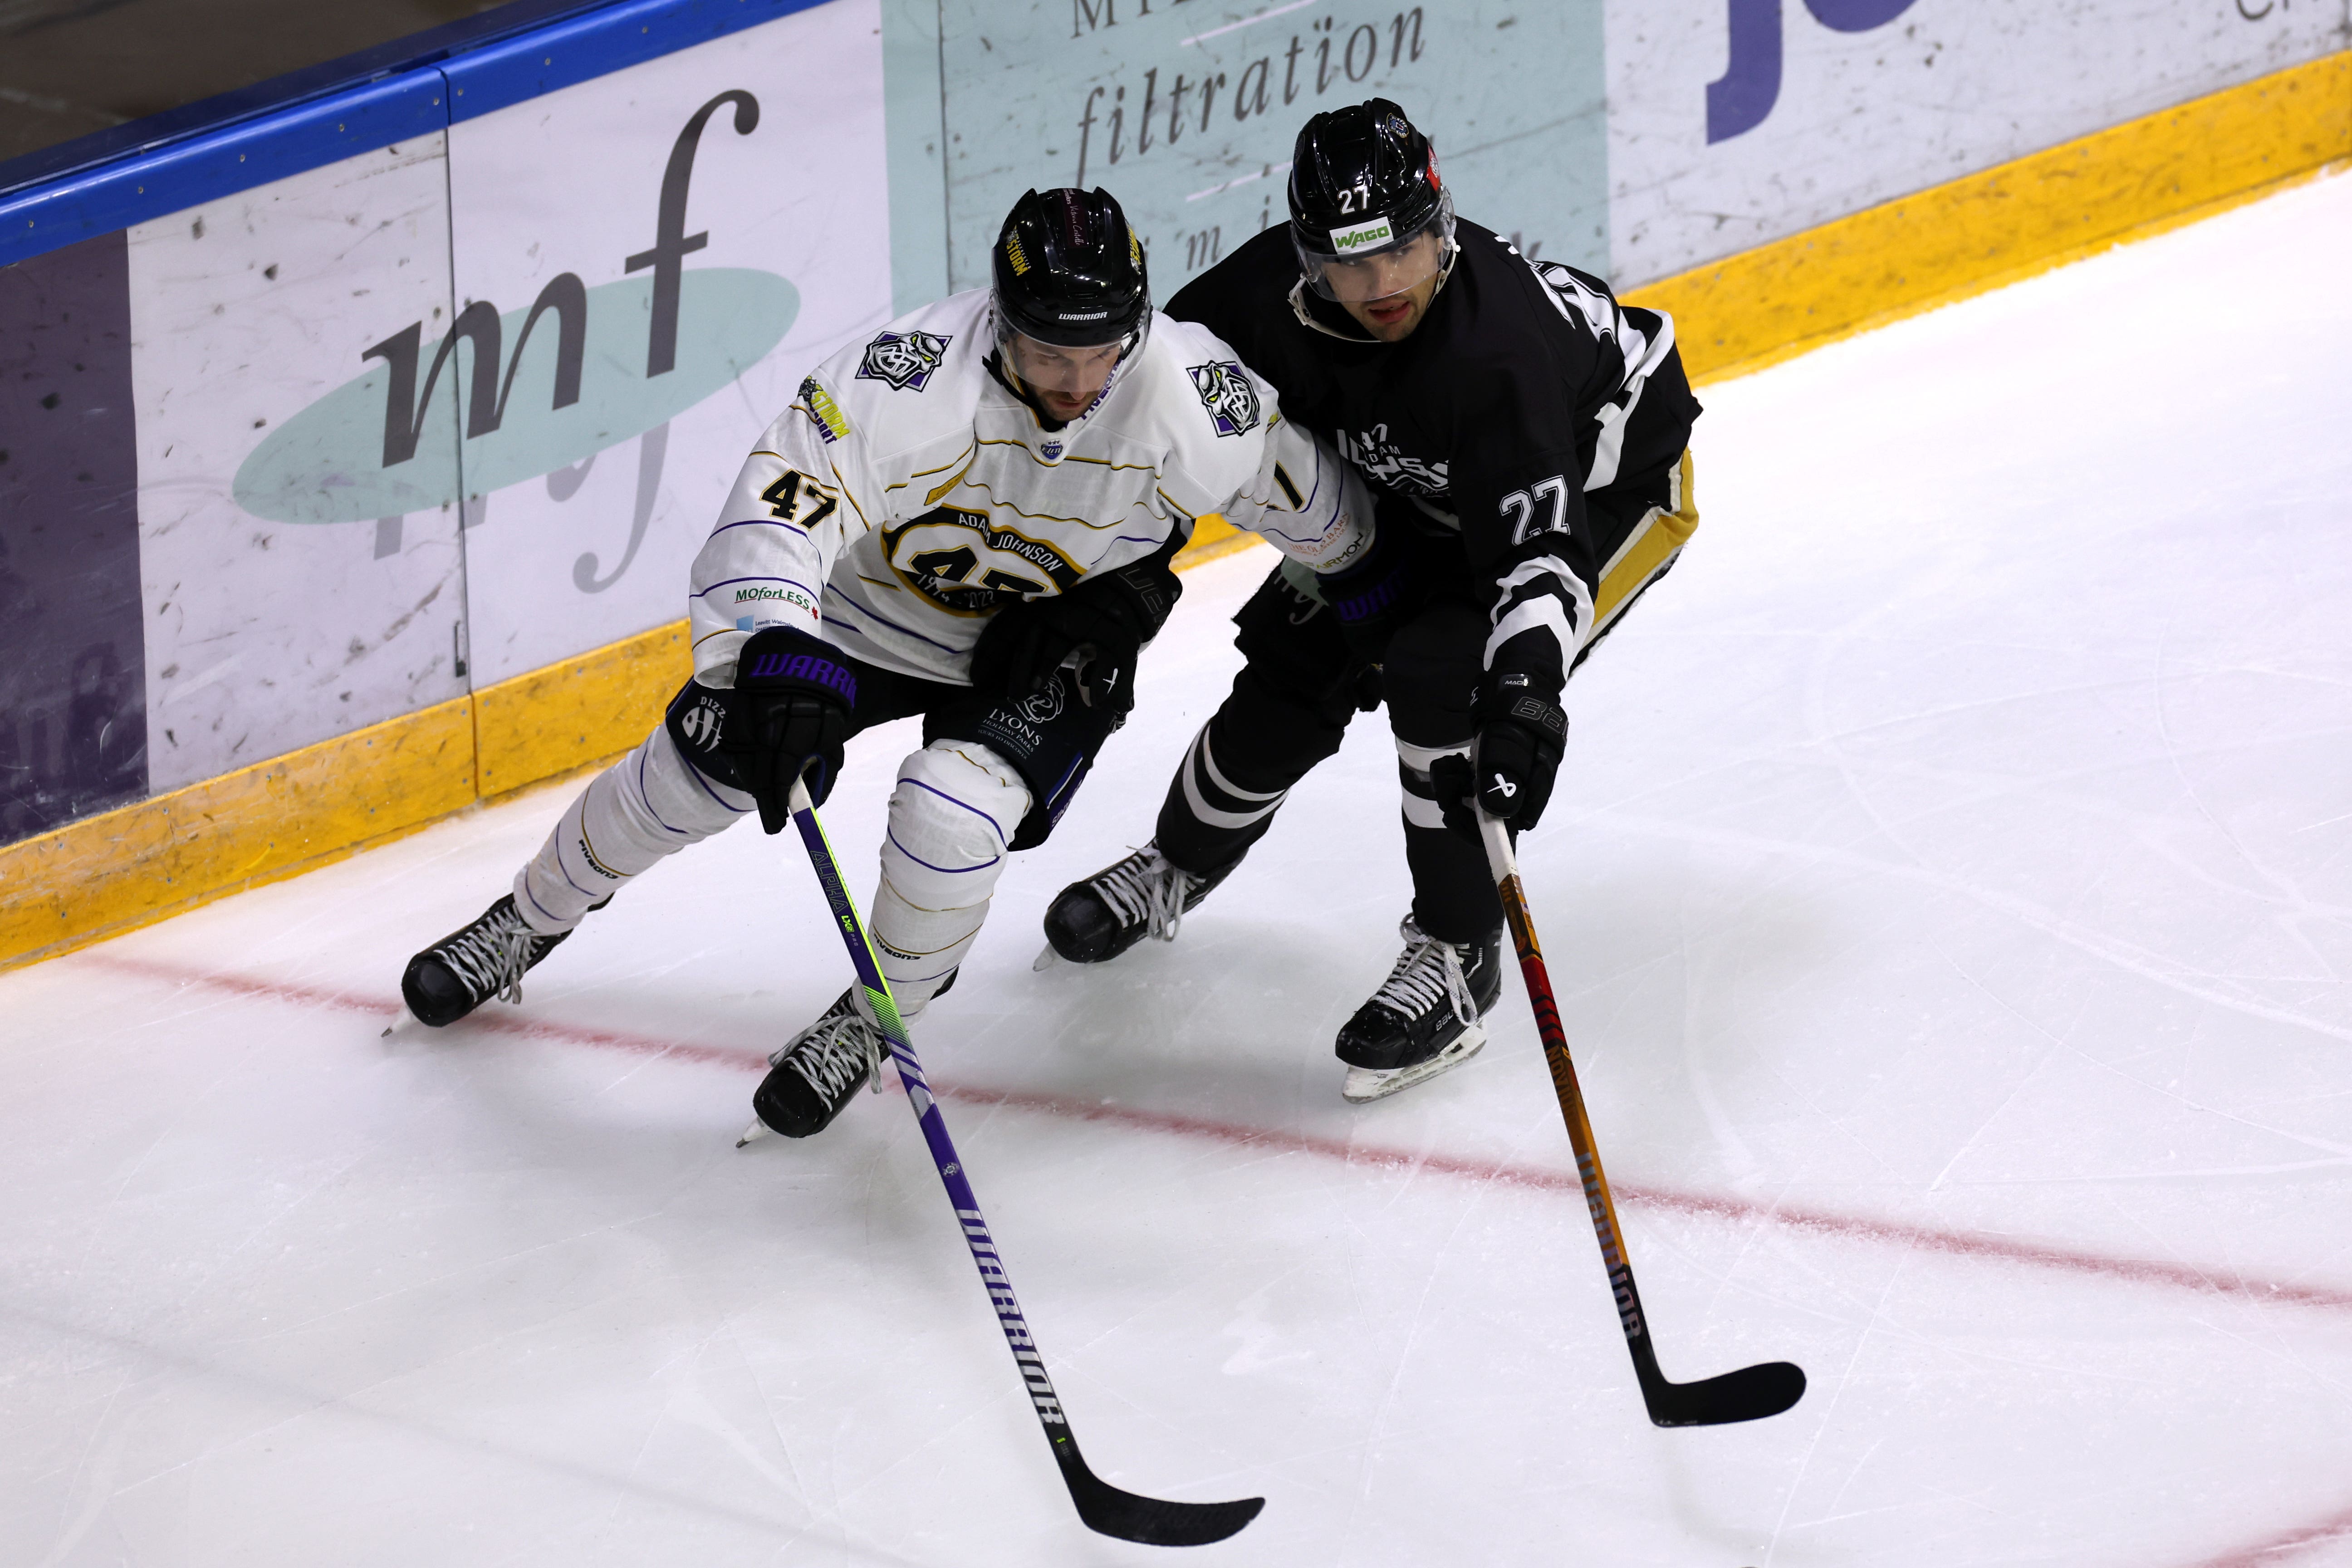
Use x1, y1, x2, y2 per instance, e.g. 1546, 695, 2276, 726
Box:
1592, 450, 1700, 632
887, 444, 979, 497
970, 437, 1163, 475
950, 479, 1173, 533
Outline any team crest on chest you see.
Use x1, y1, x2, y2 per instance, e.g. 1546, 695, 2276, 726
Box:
858, 330, 954, 392
882, 504, 1083, 615
1338, 421, 1450, 496
1186, 360, 1262, 438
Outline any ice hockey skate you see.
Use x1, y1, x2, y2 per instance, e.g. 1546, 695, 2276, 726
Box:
1039, 841, 1235, 966
749, 989, 892, 1139
399, 895, 583, 1028
1335, 915, 1504, 1102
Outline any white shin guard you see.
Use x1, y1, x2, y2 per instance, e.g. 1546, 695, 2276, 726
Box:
870, 740, 1030, 1018
514, 723, 753, 933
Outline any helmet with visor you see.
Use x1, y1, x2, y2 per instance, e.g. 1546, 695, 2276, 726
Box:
1288, 99, 1455, 306
991, 187, 1152, 421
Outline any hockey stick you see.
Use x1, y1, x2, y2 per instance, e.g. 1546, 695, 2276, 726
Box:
770, 774, 1265, 1545
1477, 811, 1806, 1427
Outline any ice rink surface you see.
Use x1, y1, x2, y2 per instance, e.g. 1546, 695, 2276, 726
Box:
7, 171, 2352, 1568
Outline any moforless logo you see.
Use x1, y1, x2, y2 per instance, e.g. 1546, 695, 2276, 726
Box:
234, 91, 799, 588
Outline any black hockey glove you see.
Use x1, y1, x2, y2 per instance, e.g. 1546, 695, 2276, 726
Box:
969, 556, 1181, 715
1320, 490, 1430, 665
1431, 671, 1568, 844
724, 627, 858, 831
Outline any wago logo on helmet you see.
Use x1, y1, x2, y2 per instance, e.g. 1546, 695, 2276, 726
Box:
1330, 217, 1395, 254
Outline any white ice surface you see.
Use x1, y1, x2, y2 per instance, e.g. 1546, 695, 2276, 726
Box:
6, 172, 2352, 1568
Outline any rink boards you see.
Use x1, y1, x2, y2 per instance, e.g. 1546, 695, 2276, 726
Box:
0, 0, 2348, 967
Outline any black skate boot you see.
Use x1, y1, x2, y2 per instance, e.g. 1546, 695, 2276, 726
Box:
751, 989, 892, 1138
401, 894, 586, 1027
1333, 915, 1504, 1103
1041, 841, 1235, 965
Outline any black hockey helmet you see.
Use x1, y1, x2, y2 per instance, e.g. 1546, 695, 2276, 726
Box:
1288, 99, 1455, 302
991, 186, 1152, 349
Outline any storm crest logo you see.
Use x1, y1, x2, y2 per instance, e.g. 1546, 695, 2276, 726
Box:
857, 330, 955, 392
1187, 360, 1261, 438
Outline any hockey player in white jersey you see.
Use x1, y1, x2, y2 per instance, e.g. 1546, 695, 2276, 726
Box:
396, 187, 1379, 1138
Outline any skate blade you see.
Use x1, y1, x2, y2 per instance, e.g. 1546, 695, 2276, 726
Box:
1032, 944, 1062, 972
1341, 1025, 1488, 1104
735, 1119, 774, 1148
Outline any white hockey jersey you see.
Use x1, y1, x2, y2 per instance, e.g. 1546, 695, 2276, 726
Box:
687, 289, 1373, 686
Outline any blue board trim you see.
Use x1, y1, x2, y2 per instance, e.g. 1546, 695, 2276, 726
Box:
0, 0, 608, 204
446, 0, 829, 123
0, 0, 838, 271
0, 75, 451, 270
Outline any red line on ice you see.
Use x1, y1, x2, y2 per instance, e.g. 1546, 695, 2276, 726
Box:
2176, 1500, 2352, 1568
86, 952, 2352, 1318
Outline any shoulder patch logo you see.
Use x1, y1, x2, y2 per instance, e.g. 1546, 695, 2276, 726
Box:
799, 376, 851, 442
857, 330, 954, 392
1187, 360, 1262, 438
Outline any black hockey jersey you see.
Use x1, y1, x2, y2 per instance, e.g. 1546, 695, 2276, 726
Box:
1166, 219, 1700, 689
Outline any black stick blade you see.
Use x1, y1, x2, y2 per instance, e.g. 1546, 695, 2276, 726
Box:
1058, 1450, 1265, 1547
1641, 1358, 1807, 1428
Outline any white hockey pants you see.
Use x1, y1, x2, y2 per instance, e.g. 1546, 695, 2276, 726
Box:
513, 723, 1030, 1019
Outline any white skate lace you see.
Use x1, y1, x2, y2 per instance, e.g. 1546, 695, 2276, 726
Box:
781, 1001, 889, 1104
1089, 845, 1199, 943
434, 905, 546, 1006
1370, 916, 1477, 1028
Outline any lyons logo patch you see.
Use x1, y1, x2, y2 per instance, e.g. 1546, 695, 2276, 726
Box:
1186, 361, 1261, 439
857, 330, 954, 392
1016, 678, 1066, 725
1329, 216, 1395, 254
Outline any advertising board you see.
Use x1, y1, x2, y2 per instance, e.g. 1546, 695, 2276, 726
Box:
901, 0, 1612, 296
1606, 0, 2346, 283
436, 0, 889, 685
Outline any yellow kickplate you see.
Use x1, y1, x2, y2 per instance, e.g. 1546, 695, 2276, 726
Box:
0, 697, 476, 971
474, 620, 691, 801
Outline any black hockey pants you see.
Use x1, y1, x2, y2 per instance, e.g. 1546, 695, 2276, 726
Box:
1153, 449, 1700, 946
1154, 564, 1504, 945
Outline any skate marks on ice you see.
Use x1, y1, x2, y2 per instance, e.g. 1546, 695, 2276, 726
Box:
7, 173, 2352, 1562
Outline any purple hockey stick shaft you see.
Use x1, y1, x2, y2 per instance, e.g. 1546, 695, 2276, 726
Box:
780, 777, 1262, 1546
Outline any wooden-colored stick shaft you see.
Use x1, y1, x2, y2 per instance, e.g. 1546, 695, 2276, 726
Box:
1478, 815, 1651, 1348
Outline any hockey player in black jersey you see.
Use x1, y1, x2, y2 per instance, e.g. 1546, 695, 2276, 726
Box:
1043, 99, 1703, 1103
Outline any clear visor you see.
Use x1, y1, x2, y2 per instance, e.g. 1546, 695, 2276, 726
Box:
994, 314, 1148, 414
1297, 191, 1455, 304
